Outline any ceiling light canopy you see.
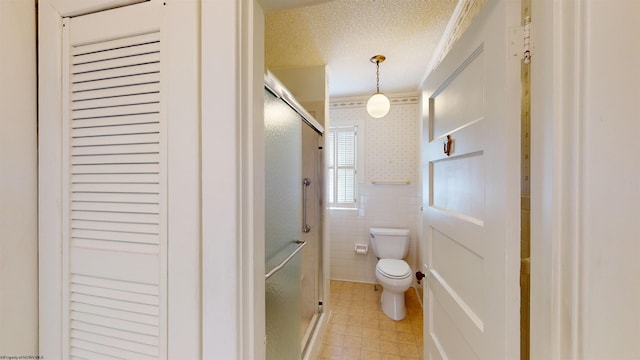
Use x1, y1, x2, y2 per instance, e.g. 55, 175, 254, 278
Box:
366, 55, 390, 118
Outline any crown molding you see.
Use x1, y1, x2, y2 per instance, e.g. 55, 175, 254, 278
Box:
330, 93, 419, 109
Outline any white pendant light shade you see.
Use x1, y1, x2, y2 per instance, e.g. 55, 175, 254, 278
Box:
367, 93, 390, 118
367, 55, 390, 118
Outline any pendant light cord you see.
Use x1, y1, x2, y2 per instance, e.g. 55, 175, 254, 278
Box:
376, 60, 380, 93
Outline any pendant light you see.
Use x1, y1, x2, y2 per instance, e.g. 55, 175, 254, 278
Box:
366, 55, 390, 118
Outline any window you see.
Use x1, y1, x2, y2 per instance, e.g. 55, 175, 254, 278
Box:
327, 126, 357, 208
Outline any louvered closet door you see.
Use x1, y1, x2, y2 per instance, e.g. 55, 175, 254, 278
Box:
62, 3, 166, 359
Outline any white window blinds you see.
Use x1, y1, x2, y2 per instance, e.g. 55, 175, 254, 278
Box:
327, 126, 357, 207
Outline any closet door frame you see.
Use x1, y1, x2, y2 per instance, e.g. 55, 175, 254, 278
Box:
200, 1, 267, 359
38, 0, 201, 358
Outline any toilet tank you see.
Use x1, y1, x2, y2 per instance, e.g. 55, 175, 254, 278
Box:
369, 228, 410, 259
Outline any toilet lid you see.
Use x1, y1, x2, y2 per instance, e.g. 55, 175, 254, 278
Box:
377, 259, 411, 279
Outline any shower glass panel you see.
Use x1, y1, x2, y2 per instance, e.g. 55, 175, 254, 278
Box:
300, 124, 321, 352
265, 89, 302, 360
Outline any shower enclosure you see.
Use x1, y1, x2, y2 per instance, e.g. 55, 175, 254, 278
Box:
264, 75, 324, 360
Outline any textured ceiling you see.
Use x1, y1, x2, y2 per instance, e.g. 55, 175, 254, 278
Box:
265, 0, 457, 98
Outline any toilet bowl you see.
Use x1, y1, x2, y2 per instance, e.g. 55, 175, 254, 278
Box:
370, 227, 413, 320
375, 258, 413, 320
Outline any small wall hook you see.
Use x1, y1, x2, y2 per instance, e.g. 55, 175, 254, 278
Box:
444, 135, 453, 156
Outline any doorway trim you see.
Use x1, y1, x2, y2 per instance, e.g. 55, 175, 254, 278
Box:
38, 0, 201, 357
201, 0, 266, 359
530, 0, 583, 358
38, 1, 64, 354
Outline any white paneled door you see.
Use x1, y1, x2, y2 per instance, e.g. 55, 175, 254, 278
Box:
421, 1, 521, 359
62, 3, 166, 359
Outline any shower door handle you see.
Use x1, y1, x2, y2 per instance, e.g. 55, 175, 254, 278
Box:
303, 178, 311, 233
265, 240, 307, 280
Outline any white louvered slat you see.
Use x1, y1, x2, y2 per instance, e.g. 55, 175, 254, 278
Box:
72, 239, 159, 254
72, 104, 159, 121
71, 274, 159, 295
72, 169, 156, 183
71, 330, 159, 357
70, 294, 158, 318
71, 210, 159, 225
73, 124, 157, 139
70, 192, 158, 205
72, 71, 159, 94
72, 80, 160, 100
71, 102, 158, 117
71, 220, 159, 234
71, 321, 159, 346
69, 316, 158, 341
71, 182, 159, 194
71, 338, 157, 360
70, 201, 160, 214
72, 52, 160, 78
72, 133, 158, 147
72, 153, 159, 166
64, 25, 164, 359
72, 40, 160, 65
70, 347, 122, 360
71, 63, 160, 84
71, 163, 159, 174
73, 92, 160, 111
71, 302, 158, 325
71, 283, 159, 305
71, 192, 159, 204
72, 123, 158, 139
69, 248, 159, 283
72, 32, 160, 57
71, 142, 160, 156
72, 174, 159, 186
71, 228, 159, 244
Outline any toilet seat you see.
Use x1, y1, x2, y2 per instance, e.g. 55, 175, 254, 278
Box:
376, 259, 411, 279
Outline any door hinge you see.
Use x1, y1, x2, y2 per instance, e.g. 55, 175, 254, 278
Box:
523, 16, 531, 64
509, 16, 532, 63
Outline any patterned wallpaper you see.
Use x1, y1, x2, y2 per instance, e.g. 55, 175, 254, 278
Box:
328, 96, 421, 284
365, 103, 419, 184
329, 95, 419, 184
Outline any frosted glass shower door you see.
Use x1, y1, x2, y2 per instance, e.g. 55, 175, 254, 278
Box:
264, 89, 302, 360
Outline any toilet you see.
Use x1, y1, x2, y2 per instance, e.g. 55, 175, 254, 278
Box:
369, 227, 413, 321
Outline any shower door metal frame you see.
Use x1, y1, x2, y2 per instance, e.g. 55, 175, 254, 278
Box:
264, 73, 325, 360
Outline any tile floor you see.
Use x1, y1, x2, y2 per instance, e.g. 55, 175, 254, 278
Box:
318, 280, 424, 360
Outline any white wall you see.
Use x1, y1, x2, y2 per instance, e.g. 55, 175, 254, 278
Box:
578, 1, 640, 356
0, 0, 38, 355
531, 0, 640, 358
328, 97, 421, 284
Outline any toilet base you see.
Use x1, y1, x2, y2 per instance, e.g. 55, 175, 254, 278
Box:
380, 289, 406, 321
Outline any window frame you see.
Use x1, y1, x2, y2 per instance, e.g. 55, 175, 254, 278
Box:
326, 125, 358, 209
